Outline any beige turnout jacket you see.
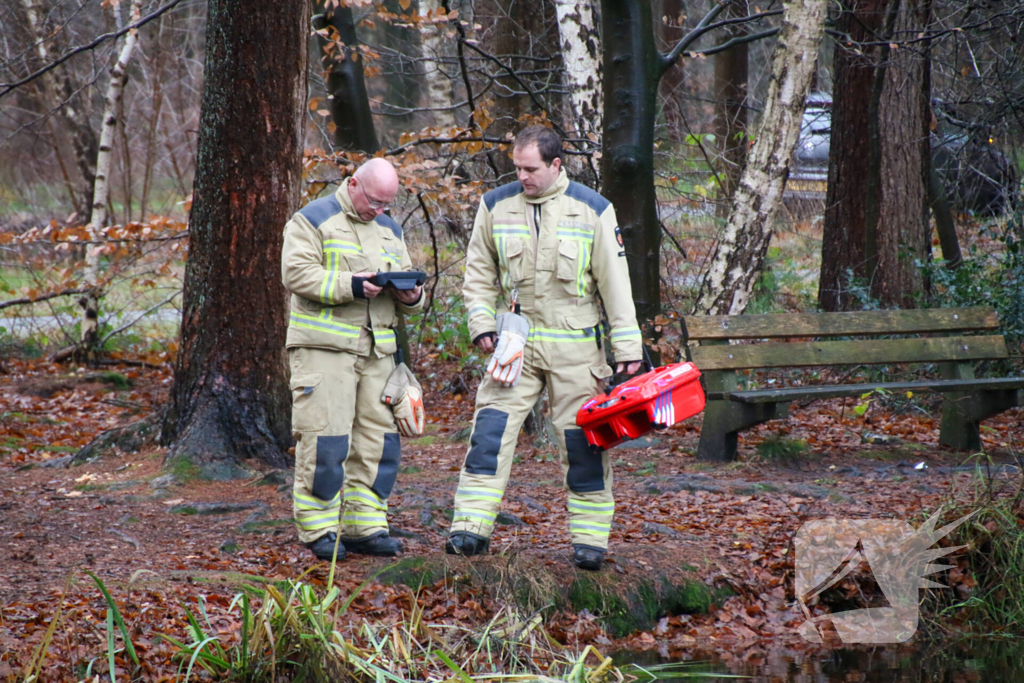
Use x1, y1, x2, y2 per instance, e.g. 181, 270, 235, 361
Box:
281, 179, 423, 357
463, 170, 642, 367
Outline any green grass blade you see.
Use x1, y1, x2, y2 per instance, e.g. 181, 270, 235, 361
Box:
107, 608, 117, 683
433, 649, 474, 683
86, 571, 139, 666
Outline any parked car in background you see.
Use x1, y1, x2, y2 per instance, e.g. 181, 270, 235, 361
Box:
785, 93, 1019, 215
786, 92, 831, 200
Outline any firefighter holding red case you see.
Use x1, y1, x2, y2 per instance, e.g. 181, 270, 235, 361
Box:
446, 126, 642, 571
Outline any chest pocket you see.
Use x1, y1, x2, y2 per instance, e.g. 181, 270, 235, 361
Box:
379, 236, 402, 272
556, 216, 594, 297
493, 233, 529, 294
323, 230, 371, 273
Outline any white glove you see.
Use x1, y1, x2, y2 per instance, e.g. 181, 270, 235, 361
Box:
381, 364, 425, 436
485, 312, 530, 388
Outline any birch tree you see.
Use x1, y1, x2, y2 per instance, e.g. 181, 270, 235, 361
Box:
80, 0, 145, 357
555, 0, 602, 140
693, 0, 828, 315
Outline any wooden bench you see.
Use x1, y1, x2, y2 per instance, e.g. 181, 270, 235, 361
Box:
680, 307, 1024, 461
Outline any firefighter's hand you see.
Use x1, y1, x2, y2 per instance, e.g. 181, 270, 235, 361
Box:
475, 334, 495, 353
616, 361, 642, 375
394, 284, 422, 304
354, 272, 382, 298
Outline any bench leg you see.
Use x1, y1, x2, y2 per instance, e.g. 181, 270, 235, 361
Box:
697, 401, 789, 462
940, 390, 1022, 451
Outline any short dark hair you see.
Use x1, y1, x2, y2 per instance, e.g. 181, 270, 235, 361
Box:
514, 125, 562, 165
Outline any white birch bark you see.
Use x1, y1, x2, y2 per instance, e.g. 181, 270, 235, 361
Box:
693, 0, 827, 315
82, 0, 144, 347
554, 0, 602, 140
419, 0, 457, 129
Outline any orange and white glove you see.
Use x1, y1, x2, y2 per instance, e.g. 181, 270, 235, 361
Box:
381, 364, 425, 437
485, 312, 530, 388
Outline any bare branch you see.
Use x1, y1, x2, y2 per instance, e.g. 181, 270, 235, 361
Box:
694, 28, 780, 58
660, 4, 782, 75
0, 0, 186, 100
97, 289, 182, 347
0, 287, 92, 311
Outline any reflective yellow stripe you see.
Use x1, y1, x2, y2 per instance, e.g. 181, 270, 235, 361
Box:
373, 329, 396, 346
529, 328, 594, 343
342, 511, 387, 526
557, 228, 594, 241
297, 511, 339, 531
323, 240, 363, 254
492, 224, 530, 237
456, 486, 504, 502
568, 499, 614, 514
295, 492, 341, 510
289, 312, 361, 338
453, 509, 497, 522
468, 304, 497, 318
570, 521, 612, 532
610, 327, 642, 341
344, 487, 387, 510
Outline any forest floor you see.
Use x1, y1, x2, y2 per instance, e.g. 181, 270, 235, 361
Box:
1, 355, 1023, 680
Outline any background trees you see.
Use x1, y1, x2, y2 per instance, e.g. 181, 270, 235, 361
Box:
2, 0, 1022, 469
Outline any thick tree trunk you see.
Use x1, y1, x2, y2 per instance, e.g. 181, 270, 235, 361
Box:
818, 0, 885, 311
314, 2, 380, 154
161, 0, 308, 477
601, 0, 662, 326
694, 0, 827, 315
873, 0, 931, 307
383, 0, 422, 132
819, 0, 931, 310
713, 1, 749, 214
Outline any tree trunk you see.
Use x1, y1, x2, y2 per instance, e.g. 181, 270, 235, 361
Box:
658, 0, 686, 134
555, 0, 603, 140
600, 0, 662, 326
382, 0, 422, 132
19, 0, 99, 218
314, 1, 380, 154
819, 0, 931, 310
873, 0, 931, 307
818, 0, 886, 311
161, 0, 308, 477
419, 0, 457, 129
81, 0, 144, 357
693, 0, 827, 315
713, 1, 749, 215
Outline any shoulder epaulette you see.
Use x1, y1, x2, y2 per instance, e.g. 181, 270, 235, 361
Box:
374, 213, 403, 239
483, 182, 524, 211
298, 195, 343, 229
565, 181, 611, 214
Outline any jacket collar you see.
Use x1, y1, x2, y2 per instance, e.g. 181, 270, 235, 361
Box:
335, 178, 367, 224
523, 169, 569, 205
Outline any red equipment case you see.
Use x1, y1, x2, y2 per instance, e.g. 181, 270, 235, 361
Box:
576, 362, 705, 450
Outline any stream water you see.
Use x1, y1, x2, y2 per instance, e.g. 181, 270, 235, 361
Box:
617, 637, 1024, 681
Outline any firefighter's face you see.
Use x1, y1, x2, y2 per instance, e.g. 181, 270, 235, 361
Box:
513, 143, 561, 197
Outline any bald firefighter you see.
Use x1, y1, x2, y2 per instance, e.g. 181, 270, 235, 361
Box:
446, 126, 642, 571
282, 158, 425, 562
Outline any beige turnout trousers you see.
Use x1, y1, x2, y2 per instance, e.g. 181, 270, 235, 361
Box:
450, 342, 615, 549
289, 347, 401, 544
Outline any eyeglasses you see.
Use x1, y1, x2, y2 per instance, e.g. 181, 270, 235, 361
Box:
357, 181, 391, 211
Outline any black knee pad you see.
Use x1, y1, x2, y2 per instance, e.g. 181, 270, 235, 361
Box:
465, 408, 508, 476
565, 429, 605, 492
372, 432, 402, 500
312, 434, 349, 501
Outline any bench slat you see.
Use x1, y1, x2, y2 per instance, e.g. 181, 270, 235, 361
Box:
690, 335, 1008, 370
707, 377, 1024, 403
682, 307, 999, 341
